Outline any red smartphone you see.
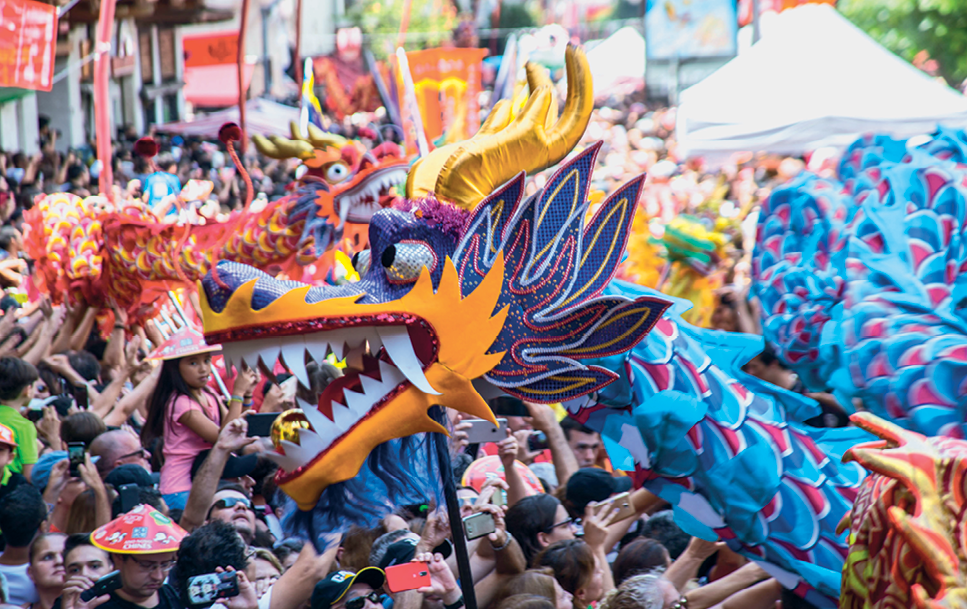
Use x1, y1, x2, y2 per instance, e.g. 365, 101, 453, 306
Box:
385, 562, 431, 593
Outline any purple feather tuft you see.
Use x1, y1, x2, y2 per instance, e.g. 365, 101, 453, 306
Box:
393, 196, 470, 238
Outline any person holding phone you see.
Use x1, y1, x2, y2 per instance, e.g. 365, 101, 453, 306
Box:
86, 506, 187, 609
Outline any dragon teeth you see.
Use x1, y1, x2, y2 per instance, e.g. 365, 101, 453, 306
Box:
280, 338, 309, 388
378, 326, 439, 395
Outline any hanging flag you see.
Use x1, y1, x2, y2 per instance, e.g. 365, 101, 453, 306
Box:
395, 48, 429, 158
300, 57, 324, 136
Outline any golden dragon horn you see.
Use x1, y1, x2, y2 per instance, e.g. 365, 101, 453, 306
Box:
306, 124, 348, 149
525, 62, 558, 130
252, 122, 315, 160
406, 44, 593, 210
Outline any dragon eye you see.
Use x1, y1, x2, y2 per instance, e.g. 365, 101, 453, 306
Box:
352, 250, 371, 276
381, 240, 438, 284
325, 163, 350, 183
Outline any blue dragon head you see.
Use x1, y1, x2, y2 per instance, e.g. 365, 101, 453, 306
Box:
199, 46, 670, 515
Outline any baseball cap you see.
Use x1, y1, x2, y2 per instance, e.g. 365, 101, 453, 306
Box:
0, 423, 18, 448
105, 464, 154, 489
566, 468, 632, 514
311, 568, 386, 609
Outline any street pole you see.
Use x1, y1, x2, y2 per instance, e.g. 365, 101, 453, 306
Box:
752, 0, 761, 43
262, 5, 272, 94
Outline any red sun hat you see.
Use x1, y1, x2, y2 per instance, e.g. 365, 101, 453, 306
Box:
148, 326, 221, 361
461, 455, 544, 496
91, 505, 187, 554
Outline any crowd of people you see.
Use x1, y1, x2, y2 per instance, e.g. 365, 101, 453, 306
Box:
0, 87, 849, 609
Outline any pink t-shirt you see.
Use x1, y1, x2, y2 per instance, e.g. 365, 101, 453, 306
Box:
159, 389, 222, 494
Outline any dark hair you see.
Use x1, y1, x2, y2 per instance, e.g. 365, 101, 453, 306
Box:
0, 485, 47, 547
0, 356, 38, 401
272, 538, 304, 565
261, 373, 292, 398
63, 533, 101, 563
68, 351, 101, 382
36, 362, 65, 397
506, 494, 564, 566
534, 539, 595, 597
155, 153, 176, 171
496, 595, 555, 609
756, 342, 784, 368
612, 538, 669, 585
142, 358, 196, 447
560, 418, 597, 441
639, 512, 690, 560
0, 226, 19, 252
66, 164, 87, 183
111, 487, 165, 518
215, 482, 251, 497
29, 532, 66, 565
61, 412, 107, 447
170, 521, 250, 607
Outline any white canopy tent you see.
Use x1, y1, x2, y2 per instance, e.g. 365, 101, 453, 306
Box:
157, 98, 300, 139
586, 27, 646, 100
676, 4, 967, 162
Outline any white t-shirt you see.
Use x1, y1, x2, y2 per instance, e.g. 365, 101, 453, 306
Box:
0, 562, 38, 605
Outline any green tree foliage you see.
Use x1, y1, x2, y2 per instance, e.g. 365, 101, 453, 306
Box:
840, 0, 967, 87
348, 0, 457, 59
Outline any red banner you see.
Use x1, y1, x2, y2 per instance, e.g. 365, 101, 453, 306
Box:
396, 48, 488, 155
183, 31, 238, 68
0, 0, 57, 91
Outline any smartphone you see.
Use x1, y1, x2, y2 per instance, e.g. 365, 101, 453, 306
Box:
71, 384, 89, 410
464, 418, 508, 444
463, 511, 496, 540
186, 571, 239, 606
68, 442, 85, 477
491, 488, 506, 507
594, 491, 636, 523
119, 483, 140, 514
527, 430, 549, 452
246, 413, 281, 437
80, 570, 122, 601
384, 562, 431, 593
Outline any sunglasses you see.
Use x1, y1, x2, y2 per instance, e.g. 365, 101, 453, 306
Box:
345, 591, 381, 609
117, 448, 149, 461
211, 497, 253, 512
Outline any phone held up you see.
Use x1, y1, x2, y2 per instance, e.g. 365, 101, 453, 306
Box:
80, 571, 122, 602
246, 413, 281, 437
591, 491, 636, 523
187, 572, 239, 606
463, 418, 508, 444
463, 511, 496, 540
384, 562, 431, 593
68, 442, 85, 477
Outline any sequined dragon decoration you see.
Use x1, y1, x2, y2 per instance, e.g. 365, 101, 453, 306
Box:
751, 127, 967, 438
23, 127, 408, 322
198, 46, 869, 608
840, 411, 967, 609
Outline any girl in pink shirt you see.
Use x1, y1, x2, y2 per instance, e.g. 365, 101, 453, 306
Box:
141, 329, 257, 510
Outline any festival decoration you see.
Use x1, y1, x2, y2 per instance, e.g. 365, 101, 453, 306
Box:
751, 127, 967, 437
840, 412, 967, 609
91, 505, 187, 554
198, 45, 867, 608
620, 214, 730, 327
22, 126, 407, 322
